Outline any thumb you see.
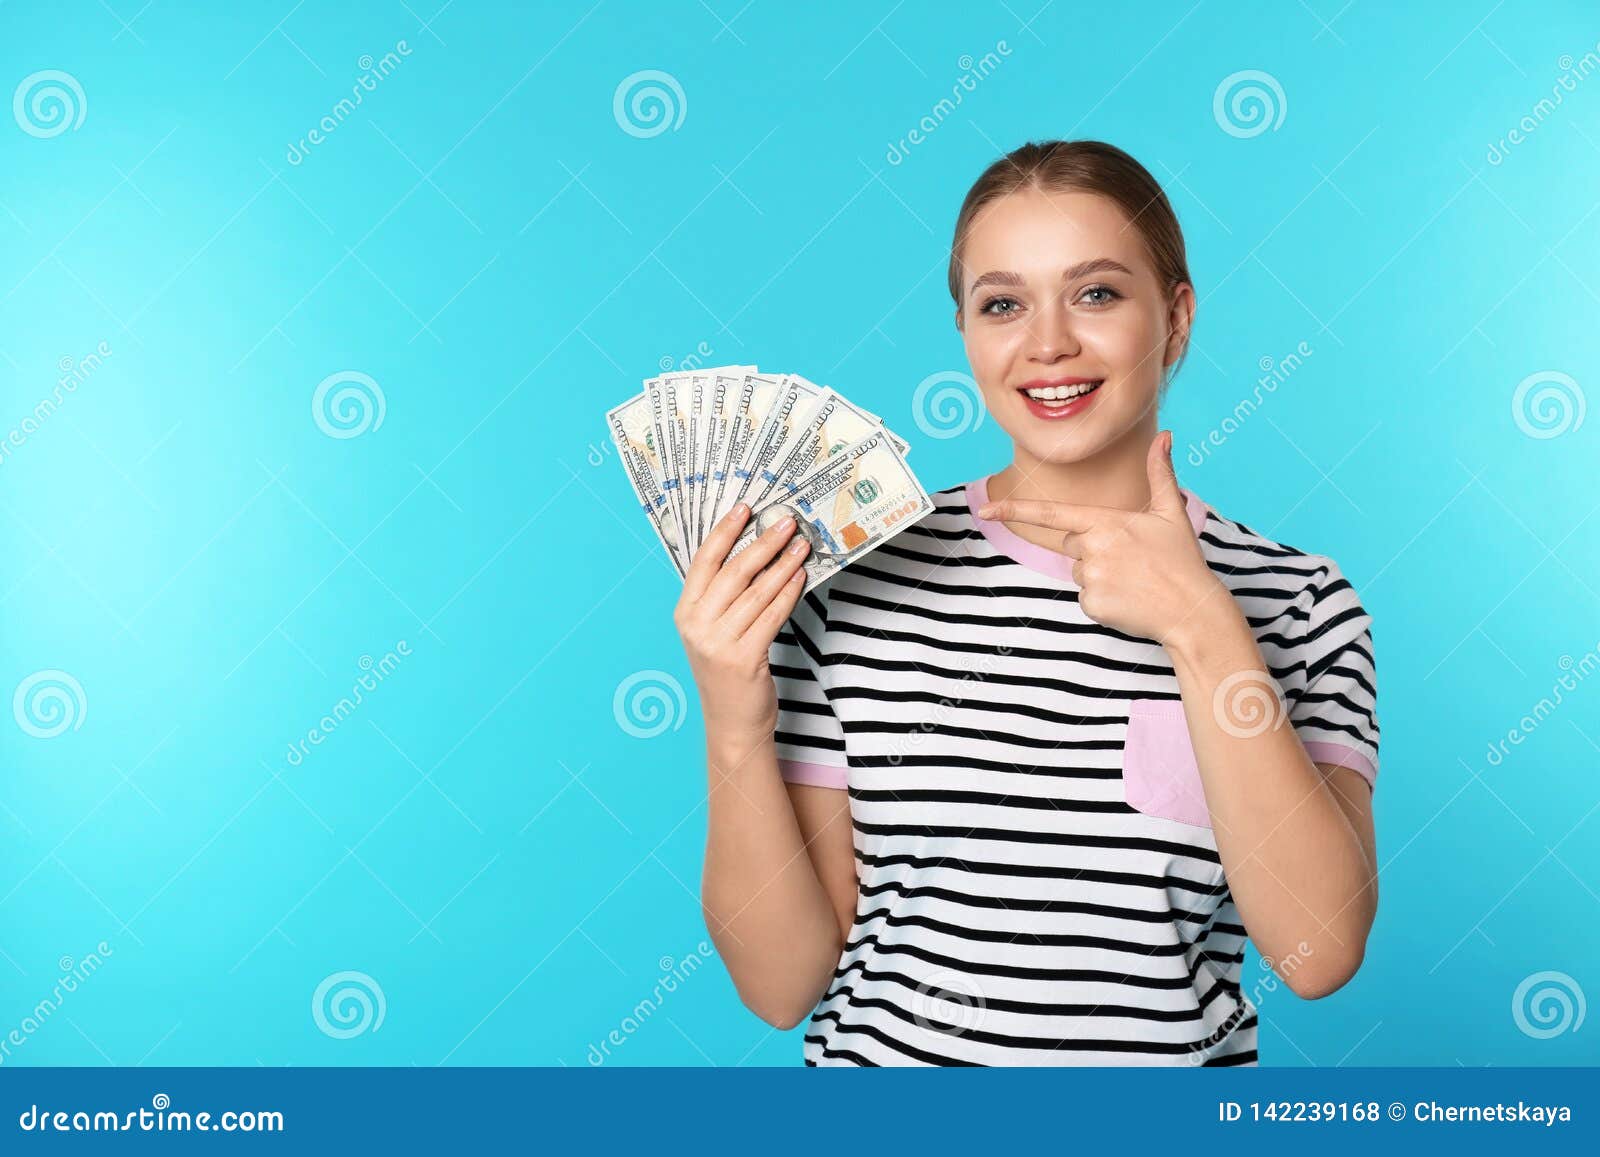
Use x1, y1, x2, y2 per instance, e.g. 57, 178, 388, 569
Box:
1146, 429, 1185, 516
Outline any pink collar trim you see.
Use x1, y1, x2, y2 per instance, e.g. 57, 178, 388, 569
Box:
964, 475, 1211, 584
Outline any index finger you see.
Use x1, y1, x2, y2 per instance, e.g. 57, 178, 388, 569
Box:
681, 501, 750, 603
975, 498, 1114, 533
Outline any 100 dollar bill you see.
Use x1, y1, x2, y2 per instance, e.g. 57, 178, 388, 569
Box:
705, 371, 783, 534
724, 375, 824, 528
746, 389, 911, 510
728, 428, 932, 595
607, 392, 690, 576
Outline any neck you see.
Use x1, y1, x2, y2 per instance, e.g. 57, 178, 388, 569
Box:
986, 423, 1163, 554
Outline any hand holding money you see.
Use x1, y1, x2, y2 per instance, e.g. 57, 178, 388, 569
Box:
606, 365, 933, 596
672, 501, 811, 740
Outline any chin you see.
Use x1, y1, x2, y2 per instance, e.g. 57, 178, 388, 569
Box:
1017, 431, 1108, 466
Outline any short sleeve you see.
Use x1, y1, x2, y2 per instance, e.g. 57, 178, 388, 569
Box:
1291, 559, 1380, 791
769, 588, 848, 790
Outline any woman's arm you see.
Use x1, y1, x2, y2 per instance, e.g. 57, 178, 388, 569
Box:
788, 782, 859, 941
676, 503, 856, 1028
1164, 596, 1378, 998
700, 733, 854, 1027
978, 431, 1379, 998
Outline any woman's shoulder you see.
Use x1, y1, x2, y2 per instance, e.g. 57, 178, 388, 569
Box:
1194, 497, 1376, 685
1191, 495, 1361, 607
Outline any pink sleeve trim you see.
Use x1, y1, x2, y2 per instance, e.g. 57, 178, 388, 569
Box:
777, 759, 849, 790
1302, 741, 1377, 791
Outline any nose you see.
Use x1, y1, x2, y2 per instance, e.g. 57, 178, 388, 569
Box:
1024, 299, 1080, 364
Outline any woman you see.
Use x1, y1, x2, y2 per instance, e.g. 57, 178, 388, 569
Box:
676, 139, 1380, 1066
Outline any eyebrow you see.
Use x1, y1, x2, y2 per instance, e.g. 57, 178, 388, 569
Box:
968, 258, 1134, 296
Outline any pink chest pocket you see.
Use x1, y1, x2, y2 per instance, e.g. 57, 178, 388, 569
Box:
1121, 698, 1214, 829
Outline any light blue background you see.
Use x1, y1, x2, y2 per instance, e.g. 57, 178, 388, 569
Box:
2, 0, 1597, 1067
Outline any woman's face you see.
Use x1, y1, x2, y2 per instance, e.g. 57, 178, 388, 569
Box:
955, 186, 1191, 466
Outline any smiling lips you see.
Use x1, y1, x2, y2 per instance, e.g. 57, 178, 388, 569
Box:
1017, 376, 1103, 420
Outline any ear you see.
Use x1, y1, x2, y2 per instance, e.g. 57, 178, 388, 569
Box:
1164, 282, 1195, 369
1145, 429, 1185, 516
953, 304, 964, 334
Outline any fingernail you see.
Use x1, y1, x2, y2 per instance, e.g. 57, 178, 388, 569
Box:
733, 502, 749, 518
775, 515, 796, 533
977, 504, 996, 518
787, 537, 808, 554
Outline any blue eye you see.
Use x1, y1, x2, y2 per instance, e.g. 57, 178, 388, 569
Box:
979, 296, 1020, 316
1081, 284, 1121, 306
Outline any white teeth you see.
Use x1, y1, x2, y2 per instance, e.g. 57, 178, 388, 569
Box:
1024, 381, 1101, 401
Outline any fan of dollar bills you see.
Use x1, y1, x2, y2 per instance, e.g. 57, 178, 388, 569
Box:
607, 365, 934, 594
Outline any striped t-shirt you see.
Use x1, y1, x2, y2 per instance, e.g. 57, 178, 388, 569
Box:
770, 476, 1380, 1067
